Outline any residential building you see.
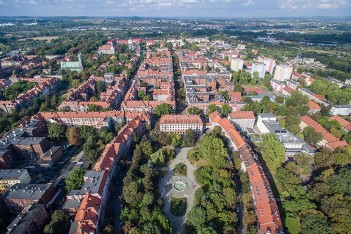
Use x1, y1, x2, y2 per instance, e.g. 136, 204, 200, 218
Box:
159, 115, 203, 135
63, 170, 108, 217
209, 112, 284, 234
0, 151, 13, 169
97, 44, 115, 55
230, 58, 244, 72
307, 100, 321, 114
330, 105, 351, 116
270, 79, 285, 93
300, 115, 348, 150
36, 111, 138, 129
69, 194, 101, 234
3, 183, 55, 213
251, 62, 266, 79
228, 111, 255, 130
0, 169, 31, 194
258, 57, 276, 74
330, 115, 351, 131
299, 88, 330, 106
6, 204, 48, 234
273, 65, 293, 81
38, 146, 63, 168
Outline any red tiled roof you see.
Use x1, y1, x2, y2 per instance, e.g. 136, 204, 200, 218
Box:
300, 115, 348, 150
73, 194, 101, 234
330, 116, 351, 132
159, 115, 203, 125
307, 100, 320, 110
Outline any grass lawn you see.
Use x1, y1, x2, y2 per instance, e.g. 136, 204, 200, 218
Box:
170, 197, 187, 216
195, 159, 209, 167
241, 84, 270, 91
285, 216, 300, 234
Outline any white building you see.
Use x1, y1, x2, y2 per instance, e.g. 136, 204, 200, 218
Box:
98, 44, 115, 55
159, 115, 203, 135
228, 111, 255, 130
274, 65, 293, 81
270, 79, 285, 93
251, 62, 266, 79
258, 57, 276, 74
330, 105, 351, 116
230, 58, 244, 72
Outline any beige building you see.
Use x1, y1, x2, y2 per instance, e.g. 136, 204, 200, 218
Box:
230, 58, 244, 72
274, 64, 293, 81
159, 115, 203, 135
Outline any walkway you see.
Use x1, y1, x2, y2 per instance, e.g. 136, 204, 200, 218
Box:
158, 147, 201, 234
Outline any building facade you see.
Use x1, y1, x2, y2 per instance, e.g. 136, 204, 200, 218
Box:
159, 115, 203, 135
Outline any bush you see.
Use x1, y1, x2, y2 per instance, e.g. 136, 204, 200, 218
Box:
170, 197, 187, 216
174, 163, 187, 176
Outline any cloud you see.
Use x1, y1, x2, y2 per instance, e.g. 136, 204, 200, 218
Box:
279, 0, 348, 9
27, 0, 38, 4
242, 0, 254, 6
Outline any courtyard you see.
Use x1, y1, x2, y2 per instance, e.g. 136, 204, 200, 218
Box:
158, 147, 201, 234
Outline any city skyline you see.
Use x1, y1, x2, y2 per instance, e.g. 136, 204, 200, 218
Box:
0, 0, 350, 17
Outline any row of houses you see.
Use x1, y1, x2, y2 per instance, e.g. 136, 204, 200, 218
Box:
58, 75, 128, 112
35, 111, 141, 129
209, 112, 283, 234
121, 47, 176, 112
65, 114, 150, 234
0, 77, 61, 113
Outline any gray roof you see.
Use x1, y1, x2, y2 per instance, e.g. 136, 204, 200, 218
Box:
81, 170, 106, 194
62, 197, 81, 210
7, 204, 47, 234
0, 169, 28, 180
3, 183, 51, 201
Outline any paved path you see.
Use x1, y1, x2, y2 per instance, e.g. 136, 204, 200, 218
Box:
158, 147, 201, 234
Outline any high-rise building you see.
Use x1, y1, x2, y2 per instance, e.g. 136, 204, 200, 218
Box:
258, 57, 276, 74
251, 62, 266, 79
230, 58, 244, 72
274, 65, 293, 81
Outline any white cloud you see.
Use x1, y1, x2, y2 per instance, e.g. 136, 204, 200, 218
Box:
242, 0, 254, 6
27, 0, 38, 4
279, 0, 348, 9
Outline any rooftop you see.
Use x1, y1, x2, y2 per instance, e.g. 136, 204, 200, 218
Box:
0, 169, 28, 180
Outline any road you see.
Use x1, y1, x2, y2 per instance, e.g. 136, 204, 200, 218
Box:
158, 147, 201, 234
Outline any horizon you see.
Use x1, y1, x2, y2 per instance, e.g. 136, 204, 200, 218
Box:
0, 0, 350, 18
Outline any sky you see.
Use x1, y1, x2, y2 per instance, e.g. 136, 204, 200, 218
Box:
0, 0, 350, 17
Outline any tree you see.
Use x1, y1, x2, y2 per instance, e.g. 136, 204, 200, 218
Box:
154, 104, 173, 117
44, 210, 70, 234
199, 135, 227, 168
183, 129, 196, 147
98, 126, 114, 144
262, 134, 285, 174
187, 107, 201, 115
221, 104, 231, 117
187, 207, 207, 227
300, 212, 334, 234
65, 168, 85, 191
48, 123, 67, 141
67, 127, 81, 145
303, 126, 323, 145
79, 125, 96, 141
208, 104, 220, 114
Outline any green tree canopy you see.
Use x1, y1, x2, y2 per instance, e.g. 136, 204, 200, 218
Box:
65, 168, 85, 191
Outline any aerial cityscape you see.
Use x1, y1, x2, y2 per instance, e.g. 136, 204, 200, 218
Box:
0, 1, 351, 234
